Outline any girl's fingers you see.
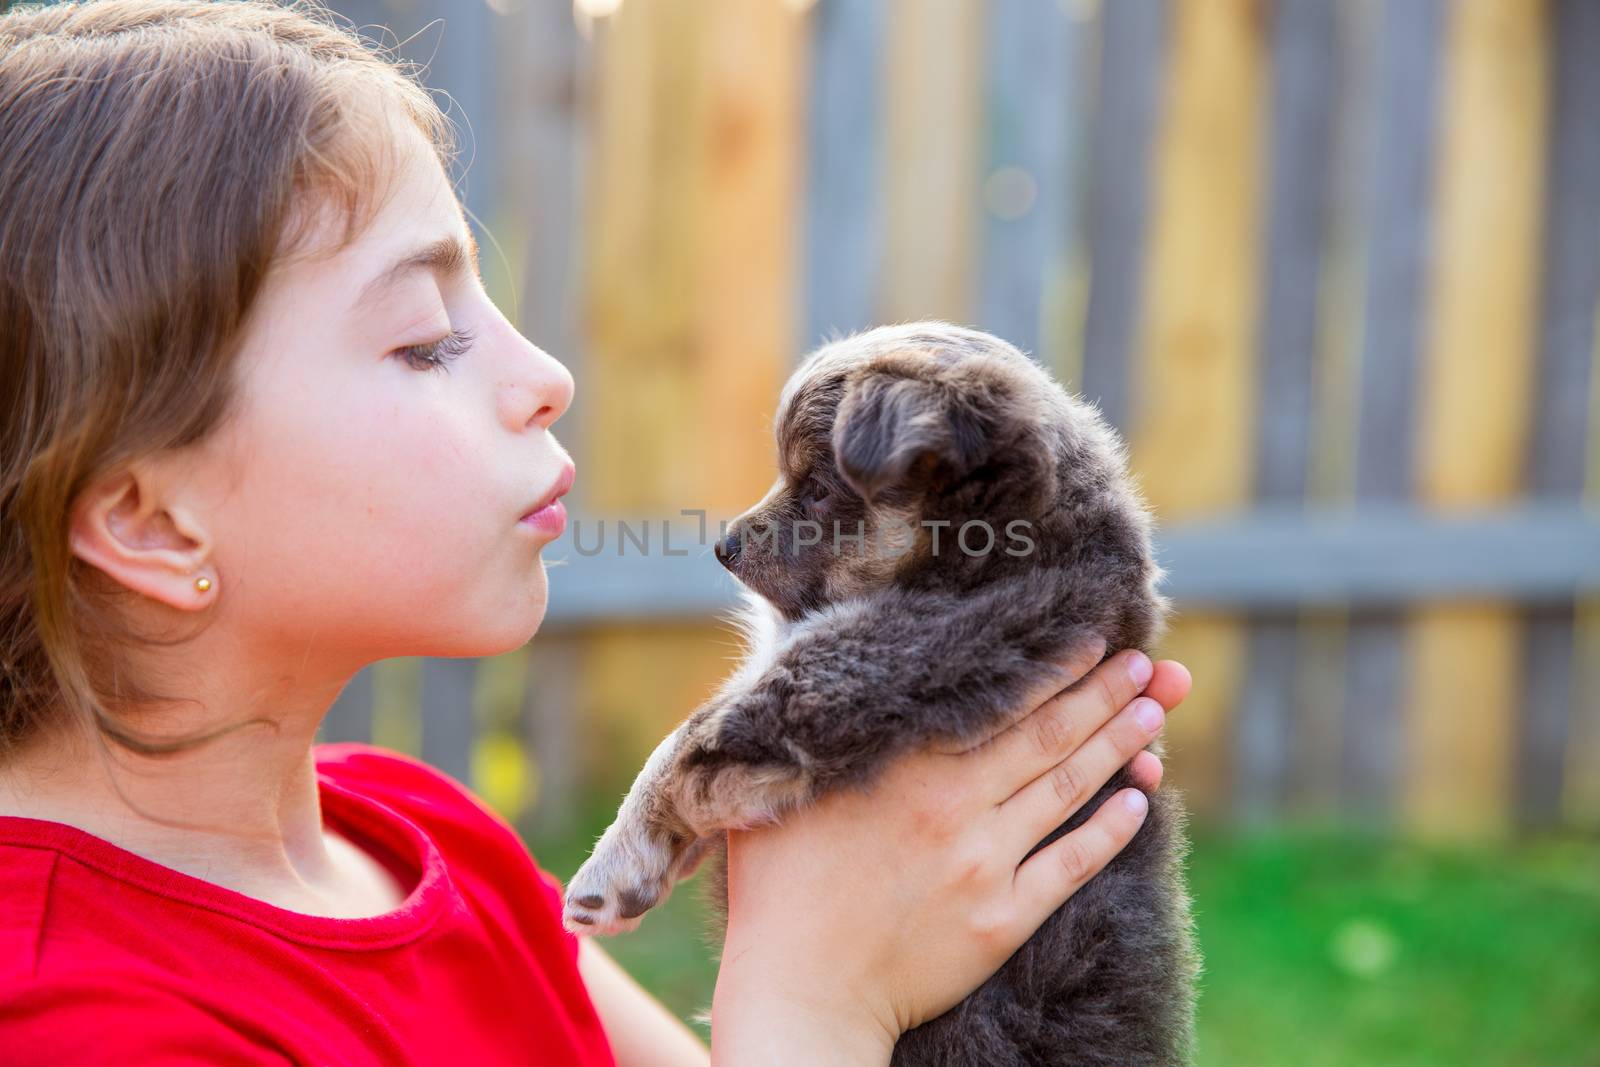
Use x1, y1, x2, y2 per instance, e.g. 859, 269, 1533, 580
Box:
973, 649, 1153, 802
1141, 659, 1192, 716
998, 695, 1164, 850
1011, 787, 1150, 927
1127, 749, 1163, 792
933, 636, 1108, 756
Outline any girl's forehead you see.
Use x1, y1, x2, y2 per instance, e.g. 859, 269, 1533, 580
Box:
276, 130, 466, 292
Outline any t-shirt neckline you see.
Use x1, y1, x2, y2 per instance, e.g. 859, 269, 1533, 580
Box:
0, 766, 454, 951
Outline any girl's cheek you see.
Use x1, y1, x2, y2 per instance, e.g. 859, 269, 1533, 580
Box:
376, 409, 497, 532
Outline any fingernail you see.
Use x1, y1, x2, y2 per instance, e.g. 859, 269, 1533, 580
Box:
1133, 697, 1163, 732
1123, 790, 1149, 816
1126, 651, 1153, 688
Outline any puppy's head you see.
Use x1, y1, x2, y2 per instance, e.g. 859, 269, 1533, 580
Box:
717, 322, 1078, 620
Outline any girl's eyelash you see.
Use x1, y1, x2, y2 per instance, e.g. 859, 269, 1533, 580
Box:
396, 327, 474, 372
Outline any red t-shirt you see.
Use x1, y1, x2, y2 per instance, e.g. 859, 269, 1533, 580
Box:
0, 742, 615, 1066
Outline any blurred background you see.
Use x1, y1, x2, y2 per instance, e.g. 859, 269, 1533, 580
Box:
310, 0, 1600, 1062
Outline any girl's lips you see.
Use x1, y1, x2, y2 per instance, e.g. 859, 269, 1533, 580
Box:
519, 463, 575, 538
519, 497, 567, 537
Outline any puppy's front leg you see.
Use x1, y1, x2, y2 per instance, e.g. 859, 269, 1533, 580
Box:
562, 720, 697, 935
561, 688, 800, 936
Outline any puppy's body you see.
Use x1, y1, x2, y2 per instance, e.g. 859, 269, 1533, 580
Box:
565, 323, 1199, 1065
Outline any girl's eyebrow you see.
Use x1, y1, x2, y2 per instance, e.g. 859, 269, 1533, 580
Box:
356, 231, 480, 308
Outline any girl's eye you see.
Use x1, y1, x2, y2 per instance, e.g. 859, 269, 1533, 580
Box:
395, 327, 474, 373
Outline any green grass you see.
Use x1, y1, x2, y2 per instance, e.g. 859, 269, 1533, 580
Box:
531, 818, 1600, 1065
1187, 829, 1600, 1067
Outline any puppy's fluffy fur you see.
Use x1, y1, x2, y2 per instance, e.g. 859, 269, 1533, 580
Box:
565, 322, 1199, 1065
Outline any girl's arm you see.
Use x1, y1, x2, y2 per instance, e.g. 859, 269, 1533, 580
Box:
577, 939, 709, 1066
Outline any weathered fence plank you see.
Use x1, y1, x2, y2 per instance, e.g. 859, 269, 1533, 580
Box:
1289, 0, 1380, 817
419, 656, 478, 788
1078, 0, 1166, 433
583, 0, 707, 516
1236, 0, 1340, 821
1341, 0, 1444, 821
802, 0, 885, 352
975, 0, 1088, 370
880, 0, 983, 324
1518, 0, 1600, 827
693, 0, 802, 514
1130, 0, 1266, 817
1407, 0, 1550, 835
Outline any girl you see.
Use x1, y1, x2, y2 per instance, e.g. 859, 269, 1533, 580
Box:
0, 2, 1190, 1064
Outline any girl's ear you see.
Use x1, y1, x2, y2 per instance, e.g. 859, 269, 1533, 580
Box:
68, 464, 215, 611
830, 371, 989, 505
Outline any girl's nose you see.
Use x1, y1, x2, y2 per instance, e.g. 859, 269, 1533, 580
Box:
501, 340, 575, 433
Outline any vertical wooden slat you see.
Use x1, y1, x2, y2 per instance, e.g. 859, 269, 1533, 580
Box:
693, 0, 802, 514
1304, 0, 1379, 507
579, 2, 804, 797
1079, 0, 1167, 432
1340, 0, 1445, 820
1253, 0, 1336, 506
1131, 0, 1266, 818
419, 657, 478, 787
1286, 609, 1347, 815
523, 632, 582, 836
1564, 111, 1600, 830
1517, 0, 1600, 826
975, 0, 1089, 370
370, 656, 422, 758
1290, 0, 1380, 818
1407, 0, 1551, 835
470, 648, 534, 822
584, 0, 706, 515
1236, 0, 1339, 821
1234, 621, 1294, 821
584, 0, 798, 517
1570, 589, 1600, 828
879, 0, 983, 323
1522, 609, 1578, 824
580, 622, 752, 802
802, 0, 885, 351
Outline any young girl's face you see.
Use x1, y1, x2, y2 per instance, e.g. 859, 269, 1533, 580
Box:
175, 120, 575, 669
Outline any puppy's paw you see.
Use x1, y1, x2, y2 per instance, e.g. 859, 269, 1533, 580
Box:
560, 826, 676, 937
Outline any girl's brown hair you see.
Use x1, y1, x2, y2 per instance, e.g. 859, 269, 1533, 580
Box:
0, 0, 452, 758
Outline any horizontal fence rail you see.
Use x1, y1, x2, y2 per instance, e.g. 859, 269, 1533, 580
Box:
535, 506, 1600, 624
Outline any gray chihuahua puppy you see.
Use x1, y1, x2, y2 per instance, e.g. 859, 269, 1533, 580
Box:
563, 322, 1198, 1065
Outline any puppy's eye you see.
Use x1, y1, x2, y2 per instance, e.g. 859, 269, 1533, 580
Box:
800, 480, 832, 512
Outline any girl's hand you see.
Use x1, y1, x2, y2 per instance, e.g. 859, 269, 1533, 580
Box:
709, 644, 1191, 1066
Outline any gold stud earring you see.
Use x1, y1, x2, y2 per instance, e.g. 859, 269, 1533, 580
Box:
194, 576, 212, 593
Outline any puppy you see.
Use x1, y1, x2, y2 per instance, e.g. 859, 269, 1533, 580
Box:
563, 322, 1198, 1065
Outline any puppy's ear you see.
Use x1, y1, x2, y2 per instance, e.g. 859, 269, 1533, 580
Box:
831, 372, 988, 504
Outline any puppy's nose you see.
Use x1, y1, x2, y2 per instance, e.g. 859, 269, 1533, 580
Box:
714, 530, 742, 570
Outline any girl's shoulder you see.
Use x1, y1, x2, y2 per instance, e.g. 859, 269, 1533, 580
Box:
314, 740, 522, 849
0, 745, 608, 1065
313, 741, 578, 954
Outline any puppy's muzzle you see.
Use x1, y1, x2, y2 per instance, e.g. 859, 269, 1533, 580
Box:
714, 530, 742, 570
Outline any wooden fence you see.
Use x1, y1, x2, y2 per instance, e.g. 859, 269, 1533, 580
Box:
319, 0, 1600, 838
